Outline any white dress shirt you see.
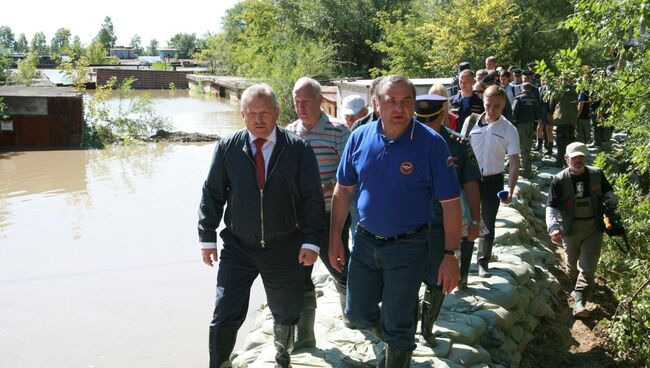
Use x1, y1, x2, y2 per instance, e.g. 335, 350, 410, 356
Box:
461, 113, 520, 176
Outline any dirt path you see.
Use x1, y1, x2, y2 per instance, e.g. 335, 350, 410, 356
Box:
520, 244, 621, 367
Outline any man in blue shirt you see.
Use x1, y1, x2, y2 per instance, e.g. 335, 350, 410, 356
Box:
328, 75, 462, 367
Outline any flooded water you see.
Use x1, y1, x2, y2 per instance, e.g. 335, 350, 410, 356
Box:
0, 93, 268, 367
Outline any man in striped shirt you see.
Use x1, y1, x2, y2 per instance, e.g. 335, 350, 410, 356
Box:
286, 77, 351, 348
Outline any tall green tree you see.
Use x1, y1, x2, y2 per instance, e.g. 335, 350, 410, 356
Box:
30, 31, 48, 54
95, 16, 117, 50
50, 28, 71, 55
15, 33, 28, 53
146, 38, 159, 56
542, 0, 650, 364
0, 26, 15, 50
14, 51, 38, 85
168, 33, 197, 58
85, 40, 117, 65
194, 33, 231, 74
129, 34, 144, 56
68, 35, 84, 59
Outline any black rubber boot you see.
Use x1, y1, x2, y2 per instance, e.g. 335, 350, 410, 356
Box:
209, 325, 238, 368
535, 138, 543, 151
572, 290, 590, 318
273, 323, 295, 368
458, 239, 474, 289
421, 286, 445, 346
477, 238, 493, 278
294, 290, 317, 349
384, 345, 413, 368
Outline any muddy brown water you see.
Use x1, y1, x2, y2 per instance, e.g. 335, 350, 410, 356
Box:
0, 92, 271, 367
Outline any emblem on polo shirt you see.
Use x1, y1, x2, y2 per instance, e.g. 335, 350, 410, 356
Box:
400, 161, 414, 175
447, 156, 455, 167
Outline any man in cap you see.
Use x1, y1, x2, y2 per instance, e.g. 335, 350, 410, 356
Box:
329, 75, 462, 366
508, 68, 523, 100
546, 142, 617, 318
449, 62, 472, 96
350, 77, 383, 132
287, 77, 351, 348
198, 83, 325, 368
414, 93, 481, 345
341, 95, 368, 129
526, 61, 541, 88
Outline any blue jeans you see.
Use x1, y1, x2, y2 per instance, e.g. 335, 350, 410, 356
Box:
345, 228, 428, 351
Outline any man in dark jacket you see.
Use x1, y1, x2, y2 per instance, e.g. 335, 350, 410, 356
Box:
198, 83, 326, 368
450, 69, 484, 133
512, 82, 540, 177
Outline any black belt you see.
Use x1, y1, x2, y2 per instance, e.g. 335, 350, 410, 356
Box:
357, 223, 429, 242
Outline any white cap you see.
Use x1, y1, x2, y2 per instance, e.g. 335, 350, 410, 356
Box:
341, 95, 366, 116
566, 142, 588, 157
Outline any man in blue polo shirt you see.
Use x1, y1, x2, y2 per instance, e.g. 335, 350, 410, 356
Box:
328, 75, 462, 367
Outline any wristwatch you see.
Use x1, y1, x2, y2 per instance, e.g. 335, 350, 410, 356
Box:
444, 249, 461, 258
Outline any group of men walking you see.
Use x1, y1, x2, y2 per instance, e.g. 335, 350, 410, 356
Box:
197, 66, 617, 366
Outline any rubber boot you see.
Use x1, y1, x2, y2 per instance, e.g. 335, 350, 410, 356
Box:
545, 141, 554, 155
421, 286, 445, 346
383, 345, 413, 368
572, 290, 590, 318
535, 138, 543, 151
294, 290, 317, 349
477, 238, 492, 278
273, 323, 295, 368
458, 239, 474, 289
208, 325, 238, 368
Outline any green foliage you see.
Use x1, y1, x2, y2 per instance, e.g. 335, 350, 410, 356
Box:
59, 57, 89, 92
50, 28, 71, 55
221, 0, 336, 122
14, 51, 38, 85
67, 35, 84, 60
0, 26, 15, 50
30, 31, 48, 55
168, 33, 197, 59
0, 97, 8, 121
95, 16, 117, 50
85, 77, 171, 147
194, 33, 231, 74
151, 61, 173, 70
0, 56, 11, 82
553, 0, 650, 363
129, 34, 144, 56
147, 39, 158, 56
14, 33, 28, 53
371, 0, 520, 77
85, 41, 118, 65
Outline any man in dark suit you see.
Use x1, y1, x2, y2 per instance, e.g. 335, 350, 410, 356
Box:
198, 83, 326, 368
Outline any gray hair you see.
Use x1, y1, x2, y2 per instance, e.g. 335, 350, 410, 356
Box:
374, 75, 416, 101
240, 83, 278, 112
292, 77, 322, 98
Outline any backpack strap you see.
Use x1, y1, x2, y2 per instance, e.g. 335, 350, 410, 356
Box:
464, 113, 480, 139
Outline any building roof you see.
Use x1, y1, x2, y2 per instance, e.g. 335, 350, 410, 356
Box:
0, 85, 83, 98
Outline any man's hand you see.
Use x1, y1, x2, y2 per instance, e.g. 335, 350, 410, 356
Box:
467, 222, 480, 241
437, 255, 460, 294
503, 191, 513, 205
202, 249, 218, 267
328, 237, 346, 273
550, 229, 563, 245
298, 249, 319, 266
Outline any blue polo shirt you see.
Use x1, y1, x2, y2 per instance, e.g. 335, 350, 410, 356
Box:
337, 119, 461, 237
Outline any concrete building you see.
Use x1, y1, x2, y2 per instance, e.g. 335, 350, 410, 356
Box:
0, 86, 84, 148
110, 47, 137, 59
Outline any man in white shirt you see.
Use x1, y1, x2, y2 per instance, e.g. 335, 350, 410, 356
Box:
461, 85, 520, 277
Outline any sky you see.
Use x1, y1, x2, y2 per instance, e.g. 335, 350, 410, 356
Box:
0, 0, 241, 47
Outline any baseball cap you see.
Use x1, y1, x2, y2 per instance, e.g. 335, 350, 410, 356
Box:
566, 142, 588, 157
341, 95, 366, 116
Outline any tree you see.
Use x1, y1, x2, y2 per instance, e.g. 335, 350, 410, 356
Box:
15, 33, 28, 53
85, 40, 117, 65
542, 0, 650, 364
68, 35, 84, 59
95, 16, 117, 50
50, 28, 71, 55
147, 38, 158, 56
30, 31, 48, 54
14, 51, 38, 85
129, 34, 144, 56
168, 33, 197, 58
0, 26, 15, 50
194, 33, 231, 74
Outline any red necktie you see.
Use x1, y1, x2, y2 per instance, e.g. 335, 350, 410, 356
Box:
253, 138, 267, 188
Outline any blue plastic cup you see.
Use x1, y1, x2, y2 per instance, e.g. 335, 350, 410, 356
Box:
497, 190, 509, 201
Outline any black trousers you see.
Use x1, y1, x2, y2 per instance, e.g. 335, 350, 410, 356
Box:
304, 213, 351, 291
556, 125, 576, 163
480, 173, 504, 243
211, 228, 305, 330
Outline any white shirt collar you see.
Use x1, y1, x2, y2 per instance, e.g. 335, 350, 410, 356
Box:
247, 126, 277, 146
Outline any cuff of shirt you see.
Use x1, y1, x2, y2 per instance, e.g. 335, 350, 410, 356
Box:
200, 242, 217, 249
301, 243, 320, 254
